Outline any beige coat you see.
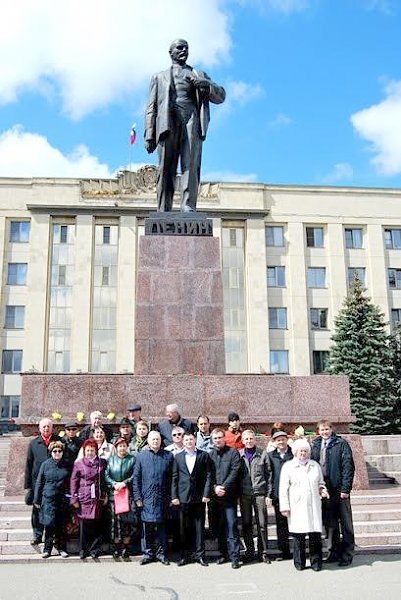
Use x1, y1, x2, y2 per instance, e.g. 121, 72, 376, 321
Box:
279, 459, 325, 533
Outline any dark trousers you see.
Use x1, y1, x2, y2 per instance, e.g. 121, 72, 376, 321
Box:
79, 518, 103, 556
180, 502, 206, 560
240, 495, 269, 558
324, 496, 355, 561
292, 532, 322, 569
31, 505, 44, 541
142, 521, 168, 560
273, 500, 291, 556
157, 109, 202, 212
43, 507, 66, 553
216, 502, 240, 562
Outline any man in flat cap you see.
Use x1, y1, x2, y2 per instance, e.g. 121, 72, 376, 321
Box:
267, 431, 293, 560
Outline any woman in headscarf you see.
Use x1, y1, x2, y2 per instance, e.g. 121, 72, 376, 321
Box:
33, 440, 69, 558
279, 438, 329, 572
70, 439, 107, 559
105, 438, 136, 558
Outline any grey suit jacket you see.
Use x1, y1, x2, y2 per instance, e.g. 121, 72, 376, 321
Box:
144, 66, 225, 145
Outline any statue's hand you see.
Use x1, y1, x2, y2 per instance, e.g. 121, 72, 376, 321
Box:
145, 139, 156, 153
186, 74, 210, 91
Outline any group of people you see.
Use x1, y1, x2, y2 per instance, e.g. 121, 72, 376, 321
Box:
24, 403, 355, 571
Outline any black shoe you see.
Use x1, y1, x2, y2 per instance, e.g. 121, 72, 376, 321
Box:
140, 556, 154, 565
159, 557, 170, 566
338, 558, 353, 567
79, 551, 87, 560
231, 561, 240, 569
113, 550, 121, 558
121, 549, 130, 560
216, 556, 228, 565
295, 564, 305, 571
30, 538, 42, 546
196, 557, 209, 567
311, 563, 322, 571
90, 551, 100, 560
262, 555, 271, 564
41, 551, 50, 559
325, 552, 338, 563
177, 558, 188, 566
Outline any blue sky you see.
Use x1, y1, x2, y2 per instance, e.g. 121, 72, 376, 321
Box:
1, 0, 401, 188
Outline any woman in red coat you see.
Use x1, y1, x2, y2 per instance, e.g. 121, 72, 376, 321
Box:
70, 439, 107, 559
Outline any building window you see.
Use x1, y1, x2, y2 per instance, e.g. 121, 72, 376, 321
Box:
0, 395, 20, 418
345, 228, 363, 249
1, 350, 23, 373
5, 306, 25, 329
306, 227, 324, 248
10, 221, 30, 243
307, 267, 326, 288
269, 307, 287, 329
270, 350, 289, 374
58, 265, 66, 286
7, 263, 27, 285
103, 226, 111, 244
266, 226, 284, 247
102, 266, 110, 286
348, 267, 366, 288
388, 269, 401, 289
391, 309, 401, 328
267, 266, 286, 287
384, 228, 401, 249
60, 225, 68, 244
313, 350, 329, 374
310, 308, 328, 329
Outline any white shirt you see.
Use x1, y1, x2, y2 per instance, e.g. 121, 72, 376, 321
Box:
185, 449, 197, 473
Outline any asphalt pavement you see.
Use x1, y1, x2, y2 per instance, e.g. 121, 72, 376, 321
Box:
0, 554, 400, 600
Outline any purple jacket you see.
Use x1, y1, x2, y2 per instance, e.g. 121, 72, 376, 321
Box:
70, 457, 107, 520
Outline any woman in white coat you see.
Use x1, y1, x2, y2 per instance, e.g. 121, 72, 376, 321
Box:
279, 438, 329, 571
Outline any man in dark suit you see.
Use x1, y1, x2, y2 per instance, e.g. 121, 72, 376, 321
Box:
144, 38, 225, 212
24, 418, 58, 545
171, 432, 214, 566
209, 428, 241, 569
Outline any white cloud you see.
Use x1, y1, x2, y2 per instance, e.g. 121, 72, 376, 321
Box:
0, 126, 113, 178
220, 80, 264, 116
202, 170, 258, 183
351, 80, 401, 176
321, 162, 354, 184
268, 112, 293, 128
0, 0, 230, 119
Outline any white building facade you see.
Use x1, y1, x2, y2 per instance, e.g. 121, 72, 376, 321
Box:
1, 171, 401, 417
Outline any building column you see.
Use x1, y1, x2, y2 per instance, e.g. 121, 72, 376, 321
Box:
23, 214, 51, 371
245, 218, 269, 372
286, 222, 309, 375
366, 223, 389, 322
326, 223, 347, 327
116, 215, 137, 372
70, 215, 93, 371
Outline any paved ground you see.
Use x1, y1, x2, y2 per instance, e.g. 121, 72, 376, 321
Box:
0, 554, 400, 600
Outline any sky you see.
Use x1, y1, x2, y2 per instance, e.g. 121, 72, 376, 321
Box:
1, 0, 401, 189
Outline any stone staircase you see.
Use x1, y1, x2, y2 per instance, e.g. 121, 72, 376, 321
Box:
362, 435, 401, 486
0, 434, 13, 497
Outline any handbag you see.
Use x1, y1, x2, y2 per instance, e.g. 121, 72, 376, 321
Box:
114, 486, 130, 515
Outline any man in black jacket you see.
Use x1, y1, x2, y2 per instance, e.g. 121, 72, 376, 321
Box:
60, 421, 82, 475
24, 418, 58, 545
171, 432, 214, 566
158, 403, 195, 447
267, 430, 293, 560
311, 421, 355, 566
209, 428, 241, 569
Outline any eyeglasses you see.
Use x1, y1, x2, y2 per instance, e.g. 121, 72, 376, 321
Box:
172, 433, 183, 437
65, 427, 77, 431
52, 449, 63, 453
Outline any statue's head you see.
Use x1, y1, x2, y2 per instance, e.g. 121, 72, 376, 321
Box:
169, 39, 189, 65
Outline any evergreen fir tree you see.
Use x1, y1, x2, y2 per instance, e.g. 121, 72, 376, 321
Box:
388, 323, 401, 431
328, 275, 395, 434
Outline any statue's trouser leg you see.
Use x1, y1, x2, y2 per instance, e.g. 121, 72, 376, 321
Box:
157, 127, 181, 211
180, 113, 202, 211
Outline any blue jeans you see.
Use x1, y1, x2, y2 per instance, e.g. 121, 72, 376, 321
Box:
216, 502, 240, 562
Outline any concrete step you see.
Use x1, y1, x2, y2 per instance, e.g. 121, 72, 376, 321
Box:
356, 532, 401, 550
0, 513, 30, 528
352, 492, 401, 505
366, 455, 401, 471
353, 520, 401, 534
353, 506, 401, 521
0, 528, 32, 541
0, 500, 30, 513
361, 435, 401, 455
384, 471, 401, 484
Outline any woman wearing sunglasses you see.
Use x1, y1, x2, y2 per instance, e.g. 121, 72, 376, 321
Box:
33, 440, 70, 558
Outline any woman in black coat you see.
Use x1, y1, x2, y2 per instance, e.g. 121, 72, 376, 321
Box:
34, 440, 70, 558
